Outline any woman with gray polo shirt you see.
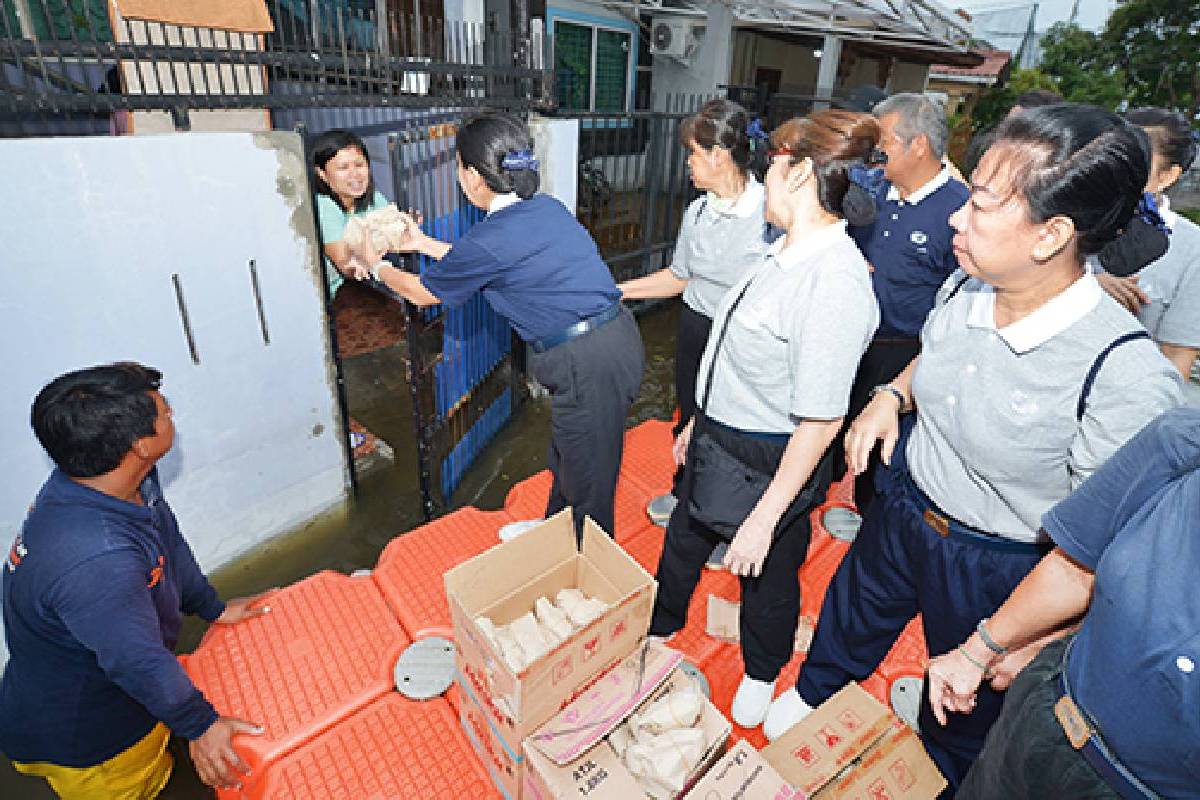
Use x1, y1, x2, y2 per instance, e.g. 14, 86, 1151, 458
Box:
764, 105, 1184, 792
1100, 107, 1200, 379
648, 110, 881, 730
619, 100, 770, 549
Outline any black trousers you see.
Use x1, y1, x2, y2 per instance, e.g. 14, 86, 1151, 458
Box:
672, 303, 714, 493
958, 637, 1120, 800
530, 308, 644, 542
650, 417, 830, 681
830, 336, 921, 516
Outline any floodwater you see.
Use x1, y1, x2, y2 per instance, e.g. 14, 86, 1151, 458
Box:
0, 300, 681, 799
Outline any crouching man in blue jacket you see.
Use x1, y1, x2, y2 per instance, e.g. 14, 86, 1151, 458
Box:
1, 363, 268, 798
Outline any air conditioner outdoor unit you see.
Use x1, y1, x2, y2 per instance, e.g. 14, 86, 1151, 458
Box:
650, 18, 705, 61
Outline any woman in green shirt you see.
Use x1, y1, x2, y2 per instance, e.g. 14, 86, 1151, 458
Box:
311, 129, 390, 297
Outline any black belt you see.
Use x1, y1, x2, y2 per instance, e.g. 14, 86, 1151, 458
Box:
530, 303, 622, 353
902, 472, 1049, 555
1055, 642, 1160, 800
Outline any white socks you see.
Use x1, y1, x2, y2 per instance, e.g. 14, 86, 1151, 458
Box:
731, 675, 775, 728
764, 688, 815, 741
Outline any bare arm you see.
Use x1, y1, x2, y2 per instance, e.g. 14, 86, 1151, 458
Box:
323, 242, 371, 281
724, 417, 842, 577
1160, 343, 1198, 379
927, 547, 1094, 724
617, 268, 688, 300
374, 263, 442, 308
844, 356, 918, 475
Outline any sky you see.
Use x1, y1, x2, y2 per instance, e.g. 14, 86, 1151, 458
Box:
952, 0, 1119, 34
945, 0, 1119, 66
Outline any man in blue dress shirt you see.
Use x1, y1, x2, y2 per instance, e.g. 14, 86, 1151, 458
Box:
1, 363, 270, 797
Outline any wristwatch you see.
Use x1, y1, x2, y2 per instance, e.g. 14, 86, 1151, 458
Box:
869, 384, 907, 409
369, 261, 389, 283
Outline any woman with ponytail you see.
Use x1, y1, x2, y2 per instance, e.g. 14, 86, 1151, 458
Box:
373, 113, 644, 544
617, 98, 772, 555
649, 110, 881, 730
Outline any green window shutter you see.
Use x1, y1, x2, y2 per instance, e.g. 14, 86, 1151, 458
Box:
30, 0, 112, 41
554, 21, 592, 112
594, 29, 629, 112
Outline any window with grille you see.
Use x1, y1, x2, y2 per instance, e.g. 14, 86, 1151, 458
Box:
553, 19, 631, 112
4, 0, 113, 41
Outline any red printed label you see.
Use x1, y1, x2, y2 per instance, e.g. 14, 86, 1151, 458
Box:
889, 757, 916, 790
582, 635, 600, 662
818, 724, 843, 749
792, 742, 820, 767
839, 708, 864, 731
552, 653, 574, 684
868, 778, 892, 800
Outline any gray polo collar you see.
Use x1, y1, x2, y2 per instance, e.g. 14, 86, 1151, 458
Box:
766, 220, 848, 269
965, 270, 1102, 354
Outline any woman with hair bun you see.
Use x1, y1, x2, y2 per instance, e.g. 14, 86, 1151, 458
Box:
372, 112, 643, 544
1099, 107, 1200, 378
649, 110, 882, 730
617, 98, 772, 556
767, 104, 1183, 791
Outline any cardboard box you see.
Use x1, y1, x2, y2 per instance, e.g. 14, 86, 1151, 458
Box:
761, 683, 947, 800
683, 739, 797, 800
446, 510, 656, 799
706, 596, 814, 653
523, 641, 731, 799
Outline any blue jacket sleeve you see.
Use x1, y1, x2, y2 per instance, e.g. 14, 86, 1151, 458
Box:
165, 513, 224, 623
419, 236, 502, 308
1043, 407, 1200, 568
51, 552, 219, 740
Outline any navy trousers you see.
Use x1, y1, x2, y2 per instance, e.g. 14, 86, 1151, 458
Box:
531, 308, 644, 542
794, 473, 1047, 794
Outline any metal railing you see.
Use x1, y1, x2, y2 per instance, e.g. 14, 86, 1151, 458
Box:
0, 0, 550, 134
556, 95, 710, 287
385, 120, 521, 520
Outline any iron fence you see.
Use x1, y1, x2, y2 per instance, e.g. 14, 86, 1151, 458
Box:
384, 120, 521, 520
0, 0, 549, 135
556, 95, 710, 287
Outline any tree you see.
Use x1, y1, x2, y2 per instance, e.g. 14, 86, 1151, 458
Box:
971, 68, 1060, 132
1103, 0, 1200, 119
1038, 23, 1127, 109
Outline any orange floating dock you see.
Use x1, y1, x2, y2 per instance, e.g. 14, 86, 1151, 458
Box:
185, 419, 928, 797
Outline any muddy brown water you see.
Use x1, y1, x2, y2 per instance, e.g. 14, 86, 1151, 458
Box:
0, 300, 681, 799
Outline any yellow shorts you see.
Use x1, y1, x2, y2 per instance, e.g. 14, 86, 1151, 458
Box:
12, 722, 173, 800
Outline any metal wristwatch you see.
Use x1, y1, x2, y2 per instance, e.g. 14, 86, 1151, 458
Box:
869, 383, 906, 409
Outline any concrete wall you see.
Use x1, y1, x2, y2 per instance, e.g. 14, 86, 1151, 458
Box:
649, 3, 733, 107
0, 132, 349, 665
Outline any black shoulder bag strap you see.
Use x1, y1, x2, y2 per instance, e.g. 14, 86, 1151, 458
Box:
1076, 331, 1152, 421
944, 274, 971, 304
695, 276, 756, 434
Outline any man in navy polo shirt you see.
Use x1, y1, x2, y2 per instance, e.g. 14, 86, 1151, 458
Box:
838, 92, 970, 520
1, 363, 269, 797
